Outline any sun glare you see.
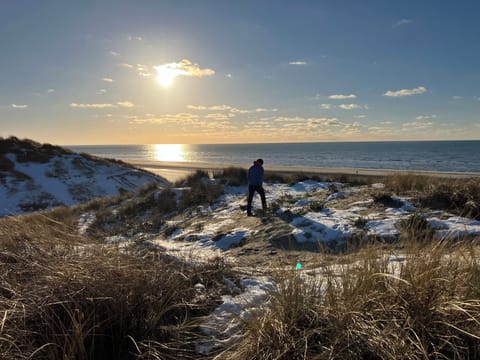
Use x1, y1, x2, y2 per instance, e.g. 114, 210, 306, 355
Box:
154, 65, 181, 88
153, 144, 185, 162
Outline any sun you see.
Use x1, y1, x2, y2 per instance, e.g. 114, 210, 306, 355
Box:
154, 64, 182, 88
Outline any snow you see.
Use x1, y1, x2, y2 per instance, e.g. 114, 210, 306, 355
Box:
0, 153, 168, 216
429, 216, 480, 239
214, 230, 249, 250
78, 213, 96, 236
196, 276, 276, 354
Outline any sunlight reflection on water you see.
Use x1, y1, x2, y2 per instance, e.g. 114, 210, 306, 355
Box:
152, 144, 186, 162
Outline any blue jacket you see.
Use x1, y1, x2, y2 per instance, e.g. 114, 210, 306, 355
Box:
248, 164, 264, 186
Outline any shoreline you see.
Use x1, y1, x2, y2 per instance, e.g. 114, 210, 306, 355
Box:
128, 160, 480, 182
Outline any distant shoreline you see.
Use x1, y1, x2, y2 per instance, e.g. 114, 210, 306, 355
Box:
128, 160, 480, 182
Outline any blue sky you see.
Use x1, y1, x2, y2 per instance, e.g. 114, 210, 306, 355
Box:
1, 0, 479, 144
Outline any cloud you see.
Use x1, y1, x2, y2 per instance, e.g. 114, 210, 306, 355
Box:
329, 94, 357, 100
383, 86, 427, 97
47, 89, 55, 93
226, 73, 233, 78
109, 51, 120, 56
393, 18, 412, 28
320, 104, 332, 109
339, 104, 361, 110
102, 77, 114, 83
154, 59, 215, 81
117, 101, 134, 108
11, 104, 28, 109
415, 114, 437, 120
128, 35, 143, 41
289, 61, 307, 65
70, 103, 115, 108
402, 121, 433, 129
135, 64, 153, 77
272, 116, 340, 126
354, 115, 367, 119
452, 96, 462, 100
187, 104, 277, 114
255, 108, 278, 112
118, 63, 134, 68
97, 89, 107, 95
70, 101, 134, 109
128, 113, 196, 124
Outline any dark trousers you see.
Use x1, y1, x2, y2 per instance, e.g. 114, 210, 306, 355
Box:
247, 185, 266, 214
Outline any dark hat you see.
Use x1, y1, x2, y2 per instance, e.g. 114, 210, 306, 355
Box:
256, 158, 264, 165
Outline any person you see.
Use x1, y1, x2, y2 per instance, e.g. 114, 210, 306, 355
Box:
247, 158, 267, 216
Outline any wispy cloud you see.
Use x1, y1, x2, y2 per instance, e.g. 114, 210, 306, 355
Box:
338, 104, 361, 110
402, 121, 433, 129
47, 89, 55, 93
226, 73, 233, 78
354, 115, 367, 119
415, 114, 437, 120
70, 101, 134, 109
393, 18, 412, 28
383, 86, 427, 97
329, 94, 357, 100
289, 61, 307, 65
117, 101, 134, 108
118, 63, 134, 68
102, 77, 114, 83
128, 35, 143, 41
109, 51, 120, 56
135, 64, 152, 77
11, 104, 28, 109
70, 103, 115, 109
187, 104, 277, 114
320, 104, 332, 109
96, 89, 107, 95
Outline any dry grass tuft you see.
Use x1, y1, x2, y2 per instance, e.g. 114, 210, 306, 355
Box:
220, 243, 480, 359
0, 212, 229, 359
384, 174, 480, 220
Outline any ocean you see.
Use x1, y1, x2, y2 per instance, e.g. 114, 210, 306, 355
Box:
68, 141, 480, 174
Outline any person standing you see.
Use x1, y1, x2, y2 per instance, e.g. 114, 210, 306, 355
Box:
247, 158, 267, 216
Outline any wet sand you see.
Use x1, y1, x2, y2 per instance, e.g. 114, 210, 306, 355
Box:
129, 160, 480, 183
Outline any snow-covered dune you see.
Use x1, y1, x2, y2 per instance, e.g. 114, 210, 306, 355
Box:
0, 137, 169, 216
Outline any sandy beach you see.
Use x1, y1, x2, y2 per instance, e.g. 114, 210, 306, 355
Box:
129, 160, 480, 182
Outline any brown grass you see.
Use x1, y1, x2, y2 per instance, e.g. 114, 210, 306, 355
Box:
219, 242, 480, 359
384, 174, 480, 219
0, 211, 230, 359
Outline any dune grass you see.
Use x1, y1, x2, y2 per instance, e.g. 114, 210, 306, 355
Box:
0, 210, 230, 359
219, 241, 480, 359
384, 173, 480, 219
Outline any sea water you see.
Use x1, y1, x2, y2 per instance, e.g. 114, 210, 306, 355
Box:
69, 141, 480, 173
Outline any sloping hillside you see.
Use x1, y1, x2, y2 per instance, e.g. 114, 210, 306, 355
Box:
0, 137, 168, 216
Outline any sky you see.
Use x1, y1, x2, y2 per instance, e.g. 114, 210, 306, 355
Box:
1, 0, 480, 145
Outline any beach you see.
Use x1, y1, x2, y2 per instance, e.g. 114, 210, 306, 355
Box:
128, 160, 480, 182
